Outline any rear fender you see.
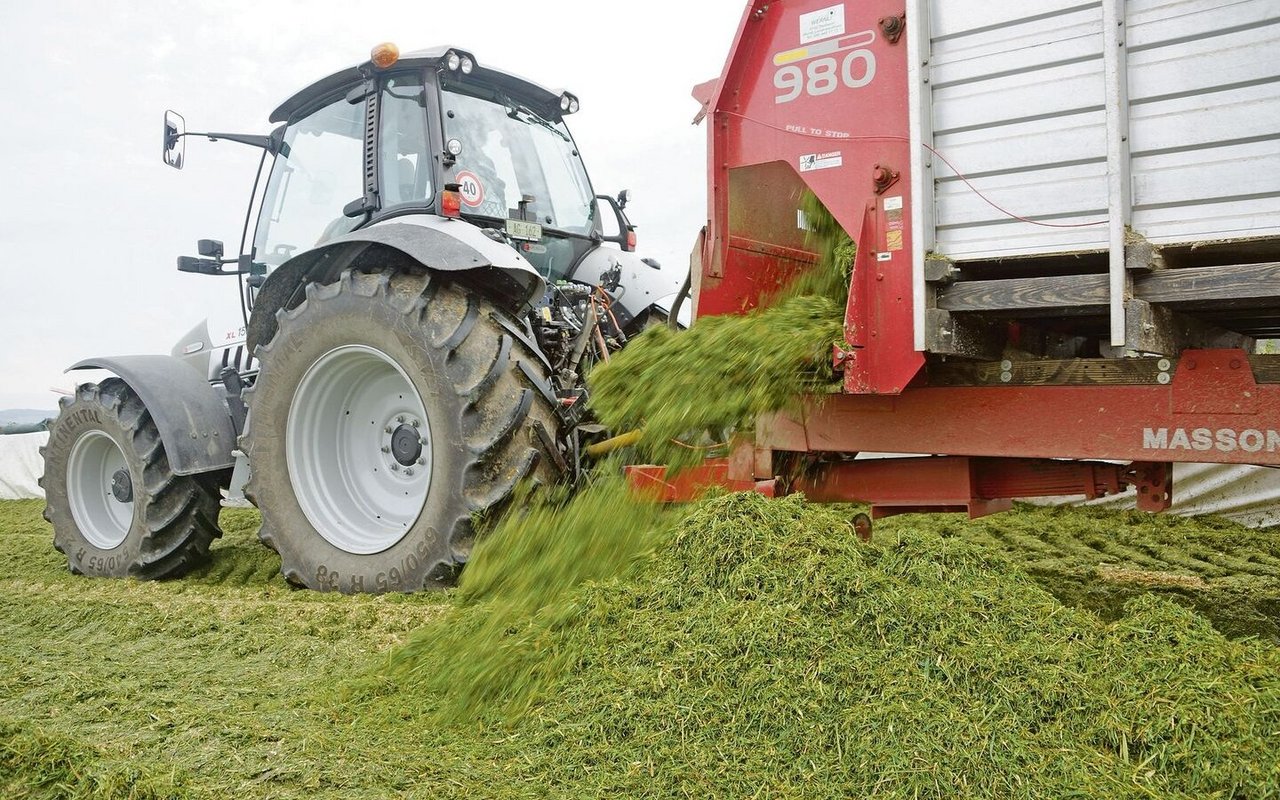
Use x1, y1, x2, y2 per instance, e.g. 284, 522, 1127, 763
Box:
67, 355, 236, 476
246, 216, 545, 352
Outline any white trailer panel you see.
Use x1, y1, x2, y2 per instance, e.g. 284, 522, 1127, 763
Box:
915, 0, 1280, 259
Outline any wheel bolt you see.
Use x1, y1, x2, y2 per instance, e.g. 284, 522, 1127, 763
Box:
416, 457, 426, 465
381, 445, 390, 454
396, 415, 405, 423
390, 463, 399, 471
404, 468, 414, 476
384, 425, 393, 434
410, 418, 420, 428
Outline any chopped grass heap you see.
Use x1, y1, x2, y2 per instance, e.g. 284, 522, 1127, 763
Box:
383, 493, 1280, 797
3, 492, 1279, 797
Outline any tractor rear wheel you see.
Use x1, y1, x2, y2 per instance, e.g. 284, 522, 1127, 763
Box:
242, 269, 565, 593
40, 378, 223, 579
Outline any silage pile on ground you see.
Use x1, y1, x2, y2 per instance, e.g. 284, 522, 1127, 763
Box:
3, 495, 1279, 797
384, 493, 1280, 797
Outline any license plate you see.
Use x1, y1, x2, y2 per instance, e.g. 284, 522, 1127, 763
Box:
505, 219, 542, 242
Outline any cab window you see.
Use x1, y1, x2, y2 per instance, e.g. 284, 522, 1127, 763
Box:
379, 73, 432, 210
252, 96, 364, 267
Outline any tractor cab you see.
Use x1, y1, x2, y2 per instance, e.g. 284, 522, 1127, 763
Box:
165, 45, 645, 306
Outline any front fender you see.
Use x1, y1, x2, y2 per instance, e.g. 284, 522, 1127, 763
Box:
68, 355, 236, 476
247, 216, 545, 352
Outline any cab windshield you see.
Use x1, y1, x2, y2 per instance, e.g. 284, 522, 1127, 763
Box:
441, 82, 595, 235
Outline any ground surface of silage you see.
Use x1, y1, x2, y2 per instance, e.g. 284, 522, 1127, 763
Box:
2, 496, 1278, 799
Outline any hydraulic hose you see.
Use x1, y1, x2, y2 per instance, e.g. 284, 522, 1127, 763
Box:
584, 429, 643, 458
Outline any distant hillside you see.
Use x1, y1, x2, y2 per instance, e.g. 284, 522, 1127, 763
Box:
0, 409, 56, 427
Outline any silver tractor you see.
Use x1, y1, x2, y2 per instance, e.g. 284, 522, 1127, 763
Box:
40, 45, 684, 592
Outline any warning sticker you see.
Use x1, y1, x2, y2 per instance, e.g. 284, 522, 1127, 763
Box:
799, 151, 843, 172
455, 171, 485, 208
884, 195, 904, 251
885, 193, 906, 249
800, 4, 845, 44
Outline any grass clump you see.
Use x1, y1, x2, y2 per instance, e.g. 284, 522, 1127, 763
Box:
588, 296, 842, 464
588, 193, 851, 465
0, 721, 187, 800
383, 468, 687, 723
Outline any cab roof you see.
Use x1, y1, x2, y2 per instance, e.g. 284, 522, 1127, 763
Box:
269, 45, 565, 123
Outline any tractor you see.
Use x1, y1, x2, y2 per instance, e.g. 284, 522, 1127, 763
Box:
40, 44, 683, 593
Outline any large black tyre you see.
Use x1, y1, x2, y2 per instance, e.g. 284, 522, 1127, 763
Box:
40, 378, 223, 579
242, 269, 565, 593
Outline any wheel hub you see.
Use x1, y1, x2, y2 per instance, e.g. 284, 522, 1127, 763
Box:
390, 423, 423, 466
66, 430, 134, 550
110, 469, 133, 503
286, 344, 433, 555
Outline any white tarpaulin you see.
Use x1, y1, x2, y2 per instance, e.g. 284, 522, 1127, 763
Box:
0, 432, 48, 500
1062, 462, 1280, 529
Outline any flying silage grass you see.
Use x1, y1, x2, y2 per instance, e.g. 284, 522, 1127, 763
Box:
587, 191, 852, 466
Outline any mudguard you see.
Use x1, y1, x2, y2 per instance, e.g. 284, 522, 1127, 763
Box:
246, 215, 546, 352
68, 355, 236, 476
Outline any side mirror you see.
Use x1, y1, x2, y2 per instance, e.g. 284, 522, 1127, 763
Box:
617, 189, 631, 209
163, 110, 186, 169
596, 194, 637, 252
197, 239, 224, 259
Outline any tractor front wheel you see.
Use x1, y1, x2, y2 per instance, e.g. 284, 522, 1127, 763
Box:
242, 269, 564, 593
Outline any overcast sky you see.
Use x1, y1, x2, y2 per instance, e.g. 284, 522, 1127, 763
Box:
0, 1, 744, 410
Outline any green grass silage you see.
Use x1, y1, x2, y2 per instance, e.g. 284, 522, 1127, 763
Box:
587, 193, 852, 466
2, 497, 1279, 798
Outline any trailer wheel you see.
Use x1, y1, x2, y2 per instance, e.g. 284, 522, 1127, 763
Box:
242, 269, 565, 593
40, 379, 223, 579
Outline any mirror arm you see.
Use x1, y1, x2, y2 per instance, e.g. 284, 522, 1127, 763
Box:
180, 131, 274, 152
176, 255, 259, 276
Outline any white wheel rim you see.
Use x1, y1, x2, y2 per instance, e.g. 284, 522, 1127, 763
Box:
66, 430, 133, 550
286, 344, 432, 554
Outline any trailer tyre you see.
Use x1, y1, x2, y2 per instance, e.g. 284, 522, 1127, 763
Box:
40, 379, 223, 579
243, 269, 564, 593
